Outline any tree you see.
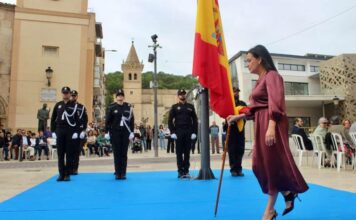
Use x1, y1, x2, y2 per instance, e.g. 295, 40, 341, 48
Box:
105, 71, 123, 106
104, 71, 198, 106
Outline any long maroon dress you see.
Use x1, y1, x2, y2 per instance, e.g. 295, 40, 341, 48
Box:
247, 70, 308, 195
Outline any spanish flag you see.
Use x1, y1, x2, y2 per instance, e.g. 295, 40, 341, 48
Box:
192, 0, 235, 119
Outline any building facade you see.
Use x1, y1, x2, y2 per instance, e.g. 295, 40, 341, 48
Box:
122, 42, 178, 126
320, 54, 356, 122
0, 3, 15, 128
213, 51, 345, 141
4, 0, 104, 131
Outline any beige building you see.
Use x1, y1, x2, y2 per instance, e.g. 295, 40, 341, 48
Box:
0, 3, 15, 128
122, 42, 178, 126
5, 0, 104, 131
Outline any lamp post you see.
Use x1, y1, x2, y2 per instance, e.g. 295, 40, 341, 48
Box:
45, 67, 53, 87
332, 96, 340, 121
148, 34, 162, 158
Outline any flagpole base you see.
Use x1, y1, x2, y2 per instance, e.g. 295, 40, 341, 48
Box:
196, 168, 215, 180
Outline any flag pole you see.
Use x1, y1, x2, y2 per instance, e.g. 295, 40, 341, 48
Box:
197, 87, 215, 180
214, 125, 231, 217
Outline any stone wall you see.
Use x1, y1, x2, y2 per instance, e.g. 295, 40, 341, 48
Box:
320, 54, 356, 121
0, 3, 15, 127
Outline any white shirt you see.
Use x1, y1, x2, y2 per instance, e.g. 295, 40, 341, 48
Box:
30, 138, 36, 147
22, 136, 29, 146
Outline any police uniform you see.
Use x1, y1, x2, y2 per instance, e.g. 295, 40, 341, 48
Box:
228, 87, 247, 177
50, 87, 80, 181
70, 90, 88, 175
105, 89, 134, 180
168, 89, 198, 178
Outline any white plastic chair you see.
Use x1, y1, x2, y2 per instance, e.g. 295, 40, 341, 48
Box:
349, 132, 356, 172
310, 135, 327, 169
292, 134, 309, 167
47, 138, 57, 160
330, 133, 346, 172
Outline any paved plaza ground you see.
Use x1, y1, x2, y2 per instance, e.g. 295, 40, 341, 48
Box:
0, 148, 355, 204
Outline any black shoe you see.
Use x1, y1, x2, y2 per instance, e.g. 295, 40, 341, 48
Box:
231, 171, 238, 177
178, 172, 184, 178
282, 192, 301, 216
231, 171, 244, 177
121, 175, 127, 180
183, 173, 191, 179
267, 210, 278, 220
71, 170, 78, 175
56, 175, 65, 182
115, 174, 121, 180
63, 175, 71, 181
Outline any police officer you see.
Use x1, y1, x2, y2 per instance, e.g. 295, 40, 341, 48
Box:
51, 87, 80, 181
69, 90, 88, 175
168, 89, 198, 178
105, 89, 134, 180
228, 87, 247, 177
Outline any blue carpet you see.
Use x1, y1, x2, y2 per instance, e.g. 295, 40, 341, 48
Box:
0, 170, 355, 220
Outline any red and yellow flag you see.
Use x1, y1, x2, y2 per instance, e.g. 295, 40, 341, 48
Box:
192, 0, 235, 119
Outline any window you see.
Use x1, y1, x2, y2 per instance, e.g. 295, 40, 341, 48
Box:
310, 65, 320, 73
130, 91, 133, 95
94, 66, 100, 78
134, 74, 137, 80
278, 63, 305, 72
129, 73, 132, 80
229, 62, 238, 86
252, 80, 308, 95
42, 46, 59, 57
284, 82, 308, 95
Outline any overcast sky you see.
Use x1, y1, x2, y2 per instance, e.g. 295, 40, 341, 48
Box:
2, 0, 356, 75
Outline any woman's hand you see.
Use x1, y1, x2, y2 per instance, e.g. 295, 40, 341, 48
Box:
265, 120, 276, 147
227, 114, 245, 125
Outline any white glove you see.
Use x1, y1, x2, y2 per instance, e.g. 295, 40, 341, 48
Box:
129, 132, 134, 141
191, 133, 197, 140
171, 134, 177, 140
79, 131, 86, 139
104, 133, 110, 140
72, 133, 78, 139
52, 133, 57, 139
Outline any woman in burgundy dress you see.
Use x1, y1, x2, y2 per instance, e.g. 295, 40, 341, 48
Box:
228, 45, 308, 220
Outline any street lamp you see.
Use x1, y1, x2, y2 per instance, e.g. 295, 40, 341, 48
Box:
333, 96, 340, 106
45, 67, 53, 87
331, 96, 340, 124
148, 34, 162, 158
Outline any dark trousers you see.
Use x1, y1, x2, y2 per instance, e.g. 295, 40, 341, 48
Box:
110, 130, 129, 176
56, 128, 75, 176
71, 138, 82, 172
191, 139, 200, 154
176, 129, 192, 174
36, 145, 49, 158
167, 138, 175, 153
147, 139, 152, 150
3, 146, 9, 159
88, 143, 99, 155
228, 128, 245, 173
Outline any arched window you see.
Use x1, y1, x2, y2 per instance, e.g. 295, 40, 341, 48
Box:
134, 73, 137, 80
129, 73, 132, 80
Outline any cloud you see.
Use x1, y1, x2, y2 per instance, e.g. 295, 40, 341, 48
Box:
2, 0, 356, 75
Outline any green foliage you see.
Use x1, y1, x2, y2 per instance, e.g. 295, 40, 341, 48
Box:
105, 71, 198, 102
142, 71, 198, 90
104, 71, 123, 106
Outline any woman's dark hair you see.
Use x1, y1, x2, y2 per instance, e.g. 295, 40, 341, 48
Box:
247, 45, 277, 71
